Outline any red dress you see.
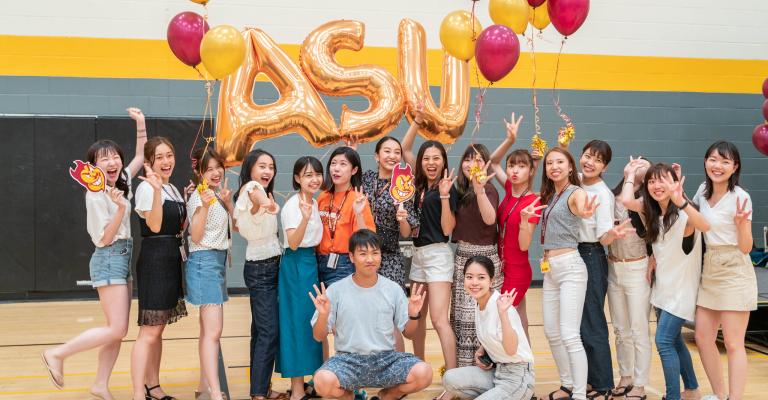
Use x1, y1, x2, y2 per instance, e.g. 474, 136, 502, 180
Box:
497, 180, 540, 305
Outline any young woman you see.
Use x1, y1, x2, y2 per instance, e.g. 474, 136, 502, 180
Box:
575, 140, 617, 399
607, 156, 652, 400
233, 149, 286, 400
622, 162, 710, 400
186, 147, 233, 400
488, 113, 541, 338
443, 256, 535, 400
131, 136, 188, 400
449, 143, 502, 368
538, 147, 622, 400
316, 146, 375, 288
42, 108, 146, 400
361, 136, 418, 352
692, 141, 755, 400
402, 112, 458, 379
278, 157, 325, 400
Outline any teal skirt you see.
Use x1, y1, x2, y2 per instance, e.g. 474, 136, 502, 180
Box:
277, 246, 323, 377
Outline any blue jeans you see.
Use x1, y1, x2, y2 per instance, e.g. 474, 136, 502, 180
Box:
655, 309, 698, 400
317, 253, 354, 287
244, 256, 280, 396
578, 243, 614, 391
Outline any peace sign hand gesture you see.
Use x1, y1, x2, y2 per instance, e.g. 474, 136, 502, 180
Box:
408, 283, 426, 317
608, 219, 636, 241
139, 164, 162, 192
660, 172, 686, 207
471, 162, 496, 194
414, 96, 426, 125
497, 289, 517, 314
734, 196, 752, 226
623, 156, 644, 179
580, 194, 600, 219
503, 112, 524, 142
439, 168, 457, 196
520, 197, 547, 221
309, 283, 331, 316
299, 192, 313, 220
219, 177, 233, 206
352, 187, 369, 216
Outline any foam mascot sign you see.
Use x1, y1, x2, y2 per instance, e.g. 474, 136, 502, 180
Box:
389, 163, 416, 204
215, 19, 471, 166
69, 160, 106, 193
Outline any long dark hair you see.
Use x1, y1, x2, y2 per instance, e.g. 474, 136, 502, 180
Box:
87, 140, 129, 197
323, 146, 363, 192
293, 156, 324, 190
465, 255, 495, 279
455, 144, 490, 207
540, 147, 581, 205
703, 140, 741, 200
235, 148, 276, 202
414, 140, 449, 210
641, 163, 682, 244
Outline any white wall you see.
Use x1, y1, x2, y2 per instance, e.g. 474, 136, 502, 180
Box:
2, 0, 767, 59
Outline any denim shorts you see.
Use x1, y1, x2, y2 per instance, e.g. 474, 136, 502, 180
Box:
185, 249, 228, 306
319, 351, 421, 390
89, 238, 133, 288
317, 253, 354, 287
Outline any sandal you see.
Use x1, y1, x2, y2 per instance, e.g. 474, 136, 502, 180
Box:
287, 382, 319, 399
40, 352, 64, 389
586, 389, 612, 400
611, 385, 633, 397
625, 396, 647, 400
547, 386, 573, 400
145, 384, 177, 400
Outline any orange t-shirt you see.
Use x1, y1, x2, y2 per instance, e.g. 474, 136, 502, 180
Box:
316, 190, 376, 255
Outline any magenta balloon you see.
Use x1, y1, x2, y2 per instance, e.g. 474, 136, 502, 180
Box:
763, 77, 768, 99
753, 124, 768, 156
475, 25, 521, 83
167, 12, 210, 67
548, 0, 590, 36
763, 100, 768, 121
528, 0, 546, 7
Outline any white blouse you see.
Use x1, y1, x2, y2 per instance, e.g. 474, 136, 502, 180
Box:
86, 167, 132, 247
475, 291, 534, 364
187, 189, 231, 252
234, 181, 282, 261
134, 180, 183, 219
280, 193, 322, 249
693, 183, 752, 246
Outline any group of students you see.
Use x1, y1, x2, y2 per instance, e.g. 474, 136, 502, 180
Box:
40, 105, 756, 400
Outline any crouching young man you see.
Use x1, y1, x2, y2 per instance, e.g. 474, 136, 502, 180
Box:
309, 229, 433, 400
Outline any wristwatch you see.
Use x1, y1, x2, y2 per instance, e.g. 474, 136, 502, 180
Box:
409, 312, 421, 320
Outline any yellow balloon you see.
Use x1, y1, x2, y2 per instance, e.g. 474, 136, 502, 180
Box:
529, 3, 551, 31
200, 25, 246, 79
190, 0, 209, 4
489, 0, 529, 34
439, 10, 482, 61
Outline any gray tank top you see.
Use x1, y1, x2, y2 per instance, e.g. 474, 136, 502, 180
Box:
542, 185, 580, 250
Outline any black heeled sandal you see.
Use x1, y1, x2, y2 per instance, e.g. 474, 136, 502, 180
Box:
547, 386, 573, 400
145, 384, 177, 400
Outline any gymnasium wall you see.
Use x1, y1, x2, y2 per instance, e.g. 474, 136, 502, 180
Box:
1, 0, 767, 295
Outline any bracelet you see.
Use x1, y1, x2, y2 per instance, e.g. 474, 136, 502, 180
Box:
678, 200, 689, 210
408, 312, 421, 320
624, 181, 634, 185
439, 195, 450, 199
137, 129, 146, 133
137, 135, 147, 138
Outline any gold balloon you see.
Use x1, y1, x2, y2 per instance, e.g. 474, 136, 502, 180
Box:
300, 20, 404, 141
489, 0, 530, 34
439, 11, 482, 61
529, 3, 551, 30
189, 0, 209, 4
399, 19, 470, 143
215, 29, 340, 166
200, 25, 246, 79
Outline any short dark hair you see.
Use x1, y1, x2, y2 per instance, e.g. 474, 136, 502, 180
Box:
582, 139, 612, 166
348, 229, 381, 253
292, 156, 324, 190
464, 255, 495, 279
323, 146, 363, 192
703, 140, 741, 200
86, 139, 129, 197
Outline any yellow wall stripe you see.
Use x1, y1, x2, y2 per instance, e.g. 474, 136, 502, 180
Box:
1, 35, 766, 94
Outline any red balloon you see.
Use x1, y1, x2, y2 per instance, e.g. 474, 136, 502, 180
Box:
762, 77, 768, 99
753, 124, 768, 156
528, 0, 547, 7
548, 0, 590, 36
763, 99, 768, 121
475, 25, 520, 83
167, 12, 209, 67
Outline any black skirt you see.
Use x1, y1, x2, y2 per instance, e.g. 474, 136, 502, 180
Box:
136, 236, 187, 326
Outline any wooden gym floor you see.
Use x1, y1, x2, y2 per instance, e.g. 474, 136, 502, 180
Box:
1, 288, 767, 399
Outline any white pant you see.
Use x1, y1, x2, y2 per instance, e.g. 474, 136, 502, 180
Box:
542, 251, 588, 400
607, 258, 652, 386
443, 363, 535, 400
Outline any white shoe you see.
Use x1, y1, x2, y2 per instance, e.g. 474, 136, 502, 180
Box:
701, 395, 726, 400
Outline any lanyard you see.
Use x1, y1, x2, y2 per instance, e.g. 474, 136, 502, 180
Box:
499, 189, 529, 242
540, 184, 570, 245
161, 185, 186, 234
325, 190, 351, 241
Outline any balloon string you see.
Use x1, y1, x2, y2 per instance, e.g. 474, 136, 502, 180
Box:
526, 27, 542, 139
552, 38, 575, 146
468, 0, 486, 144
190, 79, 216, 173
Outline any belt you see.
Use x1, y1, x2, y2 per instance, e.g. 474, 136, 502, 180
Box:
246, 255, 281, 264
144, 234, 182, 239
608, 255, 647, 263
578, 241, 602, 247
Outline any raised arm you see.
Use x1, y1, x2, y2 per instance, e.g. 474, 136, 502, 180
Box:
309, 283, 331, 342
286, 194, 313, 251
620, 157, 645, 212
497, 290, 520, 357
473, 164, 498, 226
402, 283, 426, 339
518, 198, 546, 251
401, 99, 425, 167
138, 165, 164, 233
663, 173, 710, 235
439, 169, 457, 236
489, 112, 523, 186
734, 196, 753, 254
126, 108, 147, 178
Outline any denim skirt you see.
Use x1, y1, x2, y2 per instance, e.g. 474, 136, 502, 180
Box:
185, 249, 228, 306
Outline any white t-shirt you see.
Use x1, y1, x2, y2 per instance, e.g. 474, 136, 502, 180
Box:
85, 167, 132, 247
234, 181, 282, 261
280, 193, 322, 248
578, 180, 615, 243
693, 183, 752, 246
650, 212, 702, 321
187, 189, 231, 251
134, 180, 183, 219
475, 291, 534, 364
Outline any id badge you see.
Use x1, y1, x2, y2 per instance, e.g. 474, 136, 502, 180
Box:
539, 258, 550, 273
179, 245, 188, 262
327, 253, 339, 270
